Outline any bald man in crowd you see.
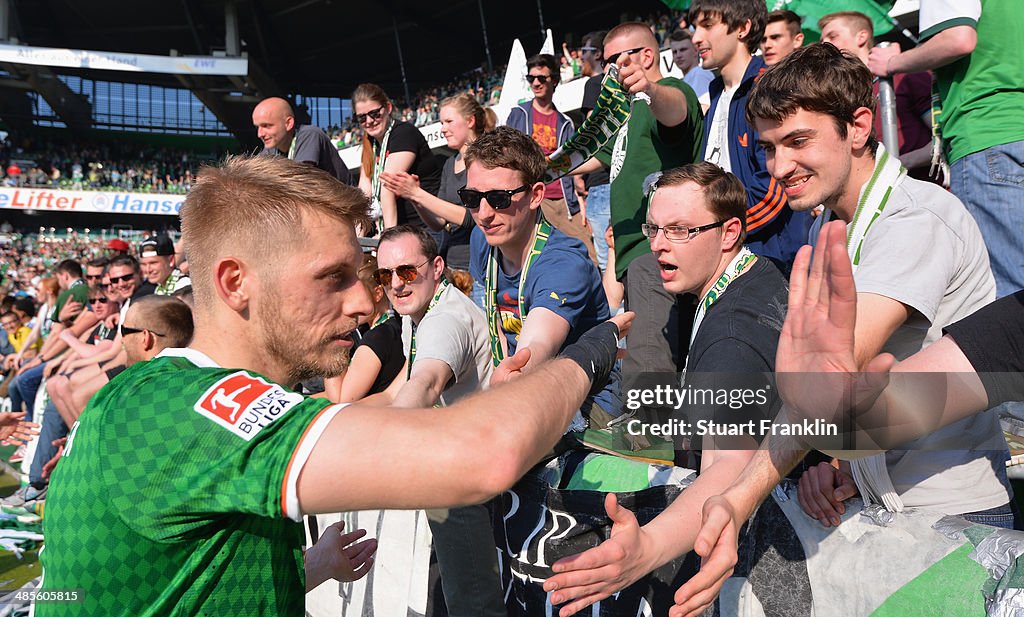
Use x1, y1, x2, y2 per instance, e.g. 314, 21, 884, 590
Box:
252, 97, 351, 184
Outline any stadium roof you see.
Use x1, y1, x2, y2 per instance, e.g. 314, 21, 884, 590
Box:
5, 0, 664, 143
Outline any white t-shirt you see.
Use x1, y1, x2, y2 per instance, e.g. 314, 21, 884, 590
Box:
817, 175, 1005, 514
401, 283, 492, 406
704, 84, 737, 173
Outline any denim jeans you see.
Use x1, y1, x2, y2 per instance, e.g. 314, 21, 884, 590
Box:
960, 501, 1022, 531
426, 503, 506, 617
10, 362, 45, 422
585, 183, 611, 272
950, 140, 1024, 299
30, 399, 69, 488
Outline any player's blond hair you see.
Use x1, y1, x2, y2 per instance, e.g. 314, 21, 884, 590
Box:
181, 155, 371, 312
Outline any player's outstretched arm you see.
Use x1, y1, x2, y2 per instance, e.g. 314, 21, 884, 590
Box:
297, 313, 633, 514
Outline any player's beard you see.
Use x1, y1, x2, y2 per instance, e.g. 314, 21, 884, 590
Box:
257, 286, 351, 385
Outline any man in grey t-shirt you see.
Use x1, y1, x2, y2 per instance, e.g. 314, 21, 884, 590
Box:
374, 224, 504, 617
252, 97, 351, 184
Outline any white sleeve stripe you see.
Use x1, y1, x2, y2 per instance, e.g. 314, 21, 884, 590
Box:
282, 402, 349, 521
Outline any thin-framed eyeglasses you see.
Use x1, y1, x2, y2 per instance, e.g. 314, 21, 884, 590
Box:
641, 221, 726, 243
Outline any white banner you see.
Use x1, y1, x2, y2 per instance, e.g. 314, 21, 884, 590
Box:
0, 43, 248, 76
0, 187, 183, 217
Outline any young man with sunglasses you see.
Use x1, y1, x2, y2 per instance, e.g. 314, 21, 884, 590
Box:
573, 21, 704, 397
252, 96, 351, 184
506, 53, 597, 264
372, 224, 503, 617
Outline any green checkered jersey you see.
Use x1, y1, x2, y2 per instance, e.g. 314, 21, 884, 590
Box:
38, 349, 344, 616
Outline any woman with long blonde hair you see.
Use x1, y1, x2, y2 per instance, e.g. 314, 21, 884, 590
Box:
381, 92, 496, 305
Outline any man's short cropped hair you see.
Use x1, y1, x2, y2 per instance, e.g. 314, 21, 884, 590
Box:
767, 9, 802, 37
464, 126, 548, 186
181, 155, 371, 312
55, 259, 82, 279
129, 295, 194, 348
688, 0, 767, 53
378, 224, 440, 263
654, 162, 749, 242
13, 297, 35, 318
86, 257, 110, 270
526, 54, 560, 84
669, 29, 695, 44
604, 22, 659, 53
818, 11, 875, 47
108, 254, 140, 273
746, 43, 878, 151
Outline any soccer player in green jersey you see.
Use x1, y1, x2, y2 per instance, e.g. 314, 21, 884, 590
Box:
39, 155, 630, 616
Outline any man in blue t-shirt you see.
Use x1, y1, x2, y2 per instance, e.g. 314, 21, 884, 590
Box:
466, 126, 619, 427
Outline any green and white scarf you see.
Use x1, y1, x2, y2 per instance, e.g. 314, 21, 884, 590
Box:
835, 143, 908, 513
369, 120, 395, 229
542, 66, 633, 183
484, 216, 553, 367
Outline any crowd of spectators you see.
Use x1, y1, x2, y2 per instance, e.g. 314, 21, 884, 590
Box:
0, 134, 223, 194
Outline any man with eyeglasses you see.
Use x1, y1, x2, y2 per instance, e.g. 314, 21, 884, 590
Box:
465, 127, 690, 614
83, 257, 108, 292
506, 54, 597, 264
371, 224, 503, 617
252, 96, 351, 184
543, 162, 789, 615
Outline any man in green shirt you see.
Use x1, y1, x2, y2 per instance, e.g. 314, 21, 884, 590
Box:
869, 0, 1024, 298
574, 21, 704, 386
38, 155, 629, 616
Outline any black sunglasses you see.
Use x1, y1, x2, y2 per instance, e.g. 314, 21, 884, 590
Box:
89, 297, 109, 305
355, 106, 386, 125
606, 46, 645, 65
108, 273, 136, 284
457, 185, 529, 210
85, 274, 103, 280
525, 74, 552, 84
120, 324, 165, 337
373, 259, 429, 287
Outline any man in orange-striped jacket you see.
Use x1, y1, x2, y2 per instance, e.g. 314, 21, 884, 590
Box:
691, 0, 810, 270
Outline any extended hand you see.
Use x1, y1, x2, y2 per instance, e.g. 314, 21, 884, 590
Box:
380, 171, 421, 200
545, 494, 659, 615
305, 520, 377, 591
617, 53, 652, 98
671, 495, 740, 617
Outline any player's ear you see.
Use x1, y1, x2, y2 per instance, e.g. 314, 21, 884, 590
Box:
213, 256, 250, 312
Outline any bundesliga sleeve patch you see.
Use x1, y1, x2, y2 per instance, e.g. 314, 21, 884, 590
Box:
193, 372, 304, 441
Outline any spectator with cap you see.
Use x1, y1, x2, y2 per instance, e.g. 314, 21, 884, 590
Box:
252, 97, 351, 185
139, 234, 190, 295
106, 238, 130, 255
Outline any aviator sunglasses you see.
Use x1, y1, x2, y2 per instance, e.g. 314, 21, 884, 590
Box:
373, 259, 429, 287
